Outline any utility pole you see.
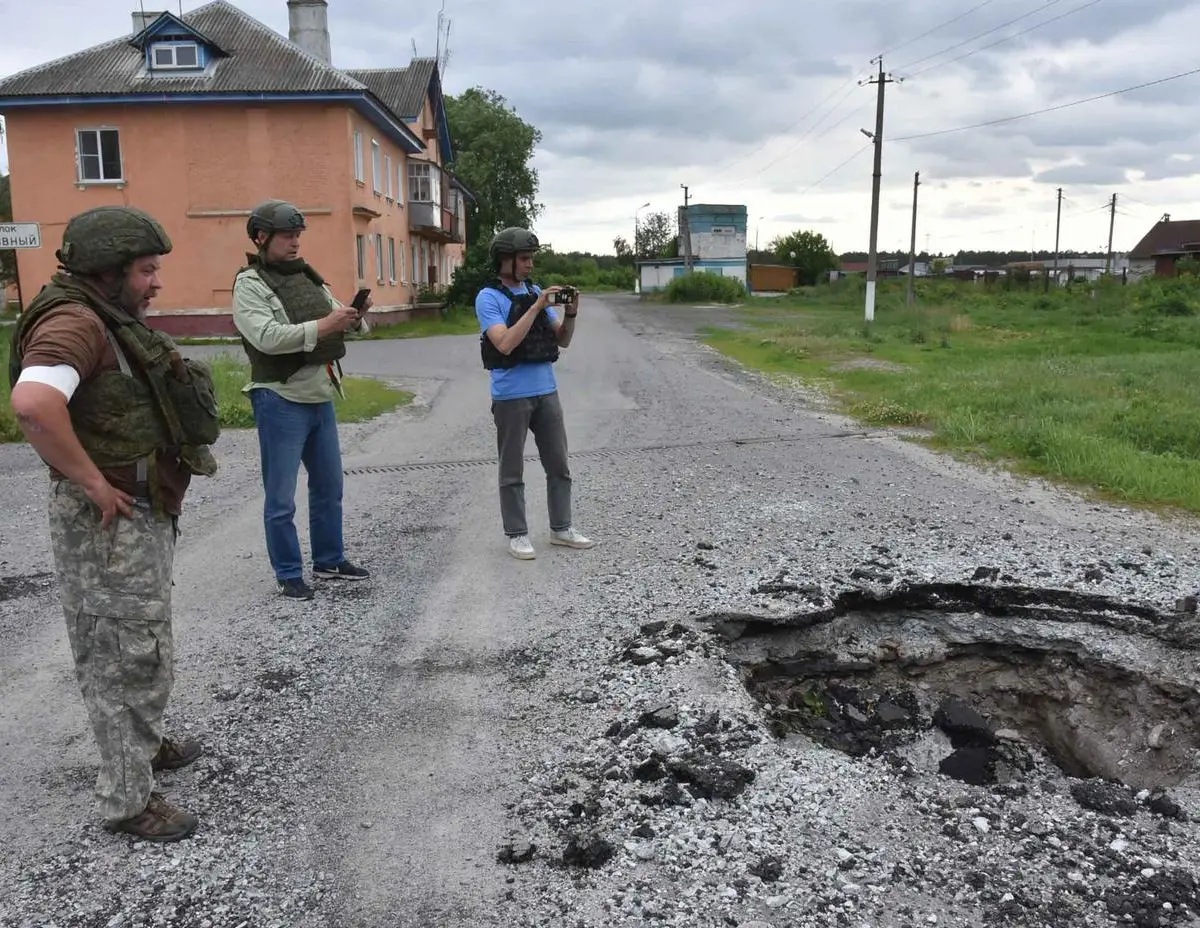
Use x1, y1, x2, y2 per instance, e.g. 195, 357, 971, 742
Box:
680, 184, 692, 272
1106, 193, 1117, 275
1048, 187, 1062, 293
862, 57, 897, 322
906, 171, 919, 305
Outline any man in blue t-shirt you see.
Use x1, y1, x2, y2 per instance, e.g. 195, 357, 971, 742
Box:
475, 226, 595, 560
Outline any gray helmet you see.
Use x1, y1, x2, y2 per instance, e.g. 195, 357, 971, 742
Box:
489, 227, 540, 264
56, 206, 173, 276
247, 199, 306, 242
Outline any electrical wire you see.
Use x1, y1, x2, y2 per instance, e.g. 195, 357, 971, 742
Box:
888, 66, 1200, 141
877, 0, 999, 59
906, 0, 1104, 78
796, 144, 872, 197
896, 0, 1069, 72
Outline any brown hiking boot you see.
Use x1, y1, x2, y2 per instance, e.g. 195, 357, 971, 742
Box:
151, 737, 203, 772
110, 793, 199, 842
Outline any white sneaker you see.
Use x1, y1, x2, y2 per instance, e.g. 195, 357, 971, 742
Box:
550, 527, 595, 549
508, 535, 536, 560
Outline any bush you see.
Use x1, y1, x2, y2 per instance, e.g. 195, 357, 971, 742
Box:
664, 271, 746, 304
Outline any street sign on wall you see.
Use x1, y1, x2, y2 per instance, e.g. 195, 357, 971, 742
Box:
0, 223, 41, 249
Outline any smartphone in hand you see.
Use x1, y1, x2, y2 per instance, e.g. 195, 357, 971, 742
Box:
351, 288, 371, 311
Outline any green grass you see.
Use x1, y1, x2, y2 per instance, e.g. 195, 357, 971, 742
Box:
361, 305, 479, 340
0, 340, 412, 441
175, 307, 481, 346
701, 276, 1200, 514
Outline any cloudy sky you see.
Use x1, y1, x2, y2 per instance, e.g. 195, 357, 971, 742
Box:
0, 0, 1194, 256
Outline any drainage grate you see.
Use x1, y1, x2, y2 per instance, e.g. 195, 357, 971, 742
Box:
343, 431, 868, 476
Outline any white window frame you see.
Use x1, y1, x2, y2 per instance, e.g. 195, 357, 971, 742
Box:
76, 127, 124, 184
398, 239, 406, 282
375, 234, 385, 283
371, 140, 382, 195
353, 131, 365, 183
150, 42, 200, 69
411, 242, 419, 285
384, 154, 393, 201
388, 236, 397, 283
356, 234, 366, 279
396, 161, 405, 206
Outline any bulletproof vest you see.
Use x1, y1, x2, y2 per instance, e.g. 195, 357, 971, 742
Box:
479, 279, 560, 370
237, 255, 346, 383
11, 274, 221, 506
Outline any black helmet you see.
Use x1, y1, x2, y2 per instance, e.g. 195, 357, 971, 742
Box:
247, 199, 307, 242
56, 206, 173, 276
488, 227, 540, 264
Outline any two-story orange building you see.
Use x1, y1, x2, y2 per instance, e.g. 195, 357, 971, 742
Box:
0, 0, 472, 334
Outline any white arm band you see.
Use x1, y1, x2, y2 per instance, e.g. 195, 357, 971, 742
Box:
16, 364, 81, 400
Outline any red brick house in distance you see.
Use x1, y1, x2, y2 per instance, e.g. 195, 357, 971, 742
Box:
0, 0, 474, 335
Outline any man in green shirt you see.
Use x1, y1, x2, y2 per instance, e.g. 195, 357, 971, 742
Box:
232, 199, 370, 600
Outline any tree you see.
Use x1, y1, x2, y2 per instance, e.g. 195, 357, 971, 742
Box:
637, 210, 676, 258
613, 235, 633, 266
444, 87, 542, 248
0, 173, 14, 286
770, 229, 839, 286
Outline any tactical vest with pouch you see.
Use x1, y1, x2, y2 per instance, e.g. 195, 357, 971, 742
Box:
479, 279, 560, 370
237, 255, 346, 384
10, 274, 221, 508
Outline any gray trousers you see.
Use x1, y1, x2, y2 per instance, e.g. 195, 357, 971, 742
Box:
492, 391, 571, 536
48, 480, 176, 823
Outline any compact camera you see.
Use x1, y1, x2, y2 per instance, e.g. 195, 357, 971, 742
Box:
548, 287, 577, 306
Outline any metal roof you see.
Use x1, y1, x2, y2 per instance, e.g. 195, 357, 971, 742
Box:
345, 59, 436, 120
0, 1, 366, 98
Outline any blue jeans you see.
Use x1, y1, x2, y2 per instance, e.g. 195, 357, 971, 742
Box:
249, 389, 345, 581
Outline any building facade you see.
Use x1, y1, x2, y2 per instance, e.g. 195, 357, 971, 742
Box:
638, 203, 748, 293
0, 0, 473, 334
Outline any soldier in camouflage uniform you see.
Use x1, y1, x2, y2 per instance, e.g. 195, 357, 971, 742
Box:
9, 206, 221, 842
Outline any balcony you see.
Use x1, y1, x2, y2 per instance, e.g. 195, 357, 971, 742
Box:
408, 200, 464, 244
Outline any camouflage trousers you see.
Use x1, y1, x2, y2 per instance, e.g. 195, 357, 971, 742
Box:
47, 480, 177, 824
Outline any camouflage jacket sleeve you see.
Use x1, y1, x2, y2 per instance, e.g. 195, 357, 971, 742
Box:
232, 270, 319, 356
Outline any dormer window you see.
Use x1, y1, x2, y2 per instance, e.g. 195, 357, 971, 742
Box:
150, 41, 200, 69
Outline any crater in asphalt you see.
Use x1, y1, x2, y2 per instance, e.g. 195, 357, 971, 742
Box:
713, 583, 1200, 793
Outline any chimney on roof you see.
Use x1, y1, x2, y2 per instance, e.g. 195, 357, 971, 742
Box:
287, 0, 331, 64
132, 10, 165, 34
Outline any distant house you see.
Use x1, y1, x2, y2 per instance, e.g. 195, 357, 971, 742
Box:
1128, 216, 1200, 279
638, 203, 747, 293
1005, 256, 1129, 285
831, 259, 900, 280
0, 0, 474, 334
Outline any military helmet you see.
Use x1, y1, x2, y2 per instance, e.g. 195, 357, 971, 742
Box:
247, 199, 307, 242
489, 227, 540, 262
56, 206, 173, 276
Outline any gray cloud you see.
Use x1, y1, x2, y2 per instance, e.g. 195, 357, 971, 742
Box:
1, 0, 1198, 253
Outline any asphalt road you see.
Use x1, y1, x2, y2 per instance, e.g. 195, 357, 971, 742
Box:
0, 293, 1197, 927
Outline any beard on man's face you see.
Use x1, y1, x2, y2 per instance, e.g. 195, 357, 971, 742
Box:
118, 279, 153, 318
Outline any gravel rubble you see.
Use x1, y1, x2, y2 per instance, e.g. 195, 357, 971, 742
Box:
1, 298, 1198, 927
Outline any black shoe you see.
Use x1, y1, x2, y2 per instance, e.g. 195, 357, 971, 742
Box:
278, 577, 315, 600
313, 560, 370, 581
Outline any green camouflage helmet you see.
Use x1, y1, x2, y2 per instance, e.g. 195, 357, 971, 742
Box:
247, 199, 307, 241
56, 206, 173, 276
489, 227, 540, 263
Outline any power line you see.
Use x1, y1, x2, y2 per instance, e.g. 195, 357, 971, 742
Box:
897, 0, 1069, 73
888, 66, 1200, 141
733, 99, 871, 187
710, 67, 870, 181
878, 0, 998, 58
797, 144, 872, 197
906, 0, 1104, 78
